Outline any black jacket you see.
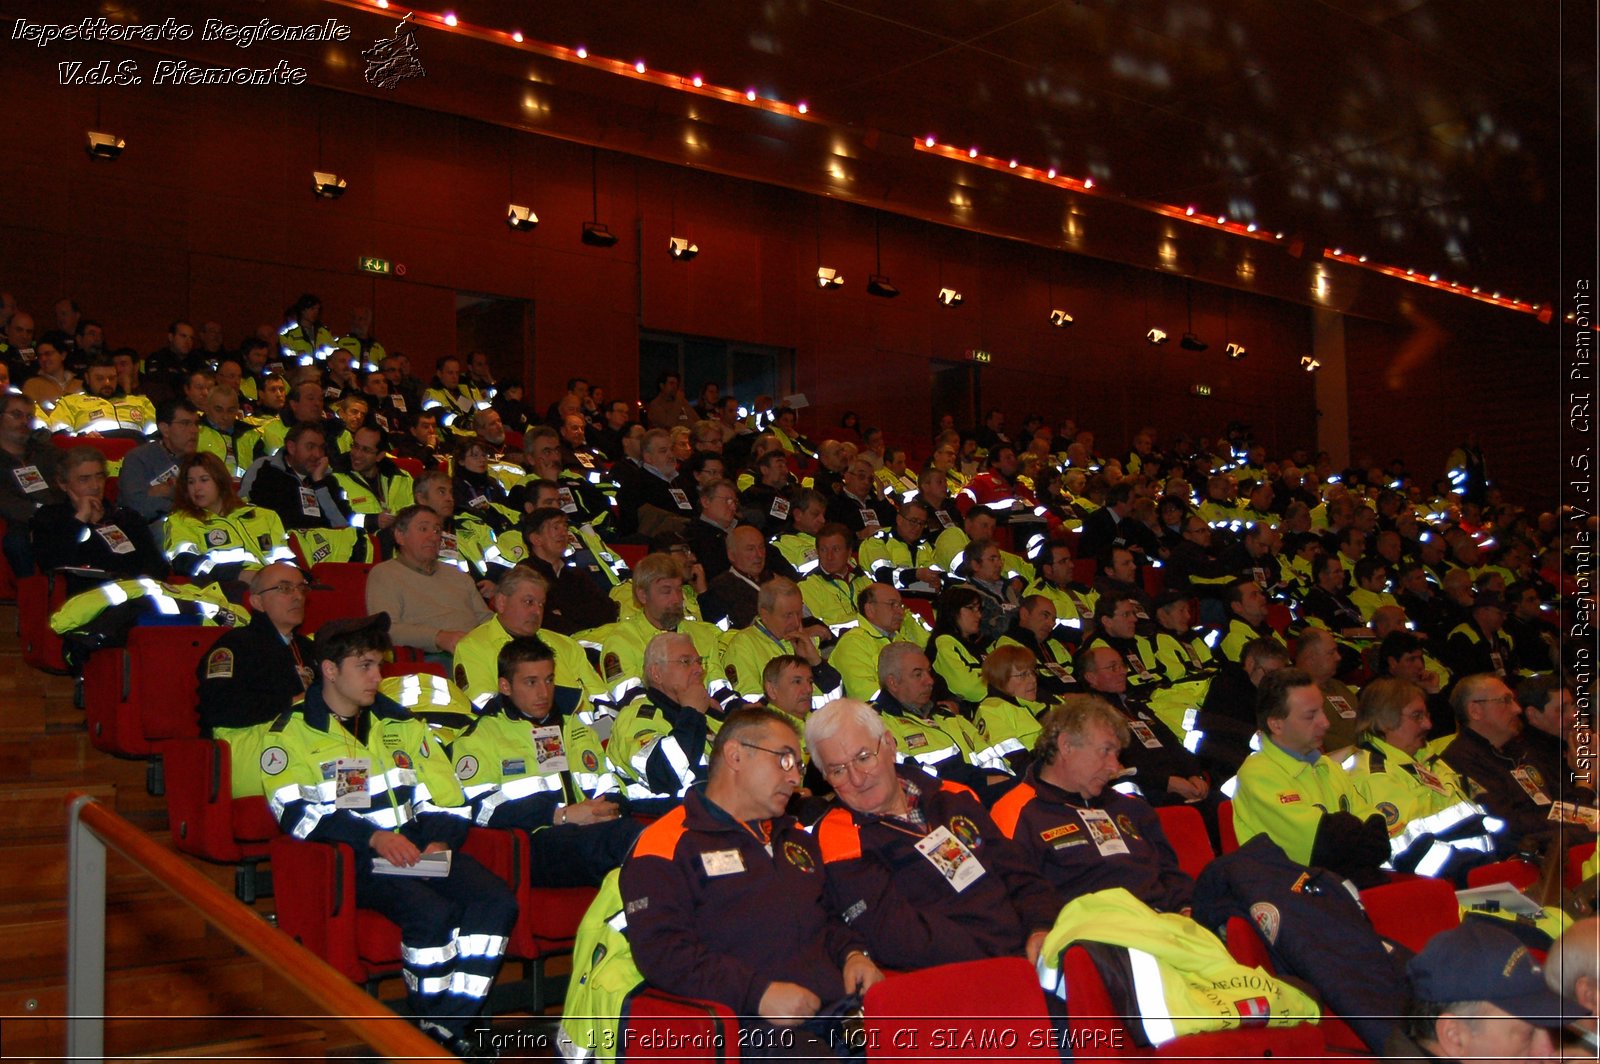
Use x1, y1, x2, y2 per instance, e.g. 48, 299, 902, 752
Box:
196, 610, 313, 733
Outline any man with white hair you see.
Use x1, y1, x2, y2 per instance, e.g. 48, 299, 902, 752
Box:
1546, 916, 1599, 1049
808, 699, 1060, 971
607, 631, 735, 809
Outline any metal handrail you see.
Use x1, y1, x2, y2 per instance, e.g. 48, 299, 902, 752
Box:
66, 792, 452, 1062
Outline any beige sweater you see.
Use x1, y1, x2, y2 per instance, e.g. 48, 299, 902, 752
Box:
365, 558, 492, 651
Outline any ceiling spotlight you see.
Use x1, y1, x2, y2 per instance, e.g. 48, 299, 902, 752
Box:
1300, 356, 1321, 372
936, 287, 964, 306
85, 131, 124, 161
312, 171, 347, 199
1049, 309, 1074, 328
816, 267, 844, 289
1146, 328, 1170, 345
581, 221, 618, 247
867, 274, 900, 298
1224, 342, 1247, 359
668, 236, 699, 260
1180, 333, 1209, 352
506, 204, 539, 231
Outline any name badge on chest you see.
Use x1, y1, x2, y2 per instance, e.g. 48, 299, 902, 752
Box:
298, 485, 320, 517
95, 523, 136, 554
330, 757, 371, 809
1078, 808, 1129, 856
701, 849, 746, 877
915, 826, 984, 892
669, 487, 693, 511
1127, 719, 1163, 749
532, 724, 568, 773
14, 465, 46, 493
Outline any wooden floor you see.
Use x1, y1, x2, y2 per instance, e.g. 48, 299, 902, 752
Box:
0, 602, 560, 1062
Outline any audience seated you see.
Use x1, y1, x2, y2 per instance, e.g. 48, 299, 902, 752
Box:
365, 504, 492, 657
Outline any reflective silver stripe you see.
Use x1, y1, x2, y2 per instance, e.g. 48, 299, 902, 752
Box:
474, 789, 507, 825
449, 971, 495, 999
1390, 800, 1492, 857
500, 773, 565, 800
1220, 775, 1239, 798
973, 737, 1023, 771
403, 940, 457, 967
456, 931, 507, 960
655, 736, 696, 790
365, 804, 415, 830
895, 743, 960, 769
1128, 948, 1178, 1045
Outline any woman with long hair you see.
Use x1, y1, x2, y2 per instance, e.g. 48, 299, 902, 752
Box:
165, 452, 292, 583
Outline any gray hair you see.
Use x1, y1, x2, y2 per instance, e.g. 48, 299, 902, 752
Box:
643, 631, 694, 678
805, 698, 887, 761
878, 641, 927, 686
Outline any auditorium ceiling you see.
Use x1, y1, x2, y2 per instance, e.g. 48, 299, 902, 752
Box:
43, 0, 1597, 323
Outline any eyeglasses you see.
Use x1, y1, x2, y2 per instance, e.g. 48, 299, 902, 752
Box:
901, 515, 928, 526
667, 655, 706, 668
1470, 694, 1517, 709
262, 582, 311, 596
821, 735, 887, 783
739, 741, 799, 772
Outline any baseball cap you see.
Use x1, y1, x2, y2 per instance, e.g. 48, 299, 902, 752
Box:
1408, 920, 1568, 1026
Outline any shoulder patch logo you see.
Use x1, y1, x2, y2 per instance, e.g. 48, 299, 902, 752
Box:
455, 755, 479, 780
724, 664, 739, 685
581, 749, 600, 772
1249, 902, 1281, 945
206, 648, 234, 679
603, 653, 622, 682
1376, 801, 1400, 828
393, 752, 412, 770
260, 746, 288, 775
454, 664, 469, 688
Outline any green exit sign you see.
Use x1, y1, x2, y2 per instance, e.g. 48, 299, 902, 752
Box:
358, 256, 392, 275
966, 348, 993, 364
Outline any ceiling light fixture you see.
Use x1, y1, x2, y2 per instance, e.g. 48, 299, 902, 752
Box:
937, 287, 964, 306
867, 213, 898, 298
1049, 309, 1074, 328
312, 171, 347, 199
1179, 281, 1206, 351
668, 236, 699, 260
1146, 328, 1169, 345
582, 222, 618, 247
581, 150, 616, 247
506, 204, 539, 231
1300, 356, 1321, 372
85, 131, 124, 160
816, 267, 844, 289
1224, 342, 1247, 359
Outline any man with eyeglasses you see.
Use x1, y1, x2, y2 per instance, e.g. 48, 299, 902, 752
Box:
196, 562, 317, 798
858, 498, 941, 593
809, 699, 1061, 971
722, 577, 841, 699
622, 707, 884, 1051
992, 696, 1196, 913
830, 583, 919, 701
872, 642, 1002, 798
1441, 673, 1596, 849
608, 632, 740, 812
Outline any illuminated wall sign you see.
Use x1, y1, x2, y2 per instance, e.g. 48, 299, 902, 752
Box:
965, 348, 993, 363
358, 256, 393, 275
1190, 383, 1213, 397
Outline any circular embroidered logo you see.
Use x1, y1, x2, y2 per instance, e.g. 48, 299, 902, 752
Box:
259, 746, 288, 776
949, 815, 982, 851
582, 749, 600, 772
1116, 814, 1141, 841
455, 755, 479, 780
783, 840, 815, 872
1250, 901, 1281, 945
393, 752, 412, 770
1377, 801, 1400, 828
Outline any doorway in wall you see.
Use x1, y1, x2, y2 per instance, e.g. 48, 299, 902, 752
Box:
456, 292, 532, 392
640, 331, 794, 414
930, 359, 973, 433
